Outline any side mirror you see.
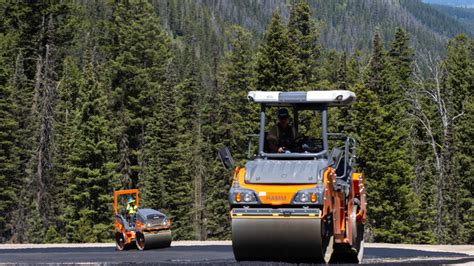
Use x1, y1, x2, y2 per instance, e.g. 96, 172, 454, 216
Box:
218, 147, 235, 170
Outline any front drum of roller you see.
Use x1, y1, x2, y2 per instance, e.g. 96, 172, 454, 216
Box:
136, 230, 172, 250
232, 217, 333, 263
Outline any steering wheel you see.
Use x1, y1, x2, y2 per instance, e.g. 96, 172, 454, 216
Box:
293, 136, 323, 153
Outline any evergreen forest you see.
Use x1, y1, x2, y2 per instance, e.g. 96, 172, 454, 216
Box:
0, 0, 472, 244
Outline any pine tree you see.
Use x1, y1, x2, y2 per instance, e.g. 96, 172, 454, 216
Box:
141, 63, 179, 214
169, 55, 202, 240
366, 30, 387, 95
106, 1, 171, 189
351, 83, 386, 242
64, 59, 117, 242
456, 95, 473, 244
2, 2, 41, 242
336, 53, 348, 90
0, 37, 20, 242
387, 28, 413, 103
9, 51, 35, 244
347, 51, 363, 85
288, 0, 322, 89
33, 12, 58, 233
255, 9, 300, 91
354, 82, 417, 243
331, 52, 353, 135
384, 28, 420, 243
0, 0, 472, 245
49, 56, 81, 240
217, 26, 258, 163
442, 34, 473, 244
362, 30, 418, 243
199, 26, 258, 239
316, 49, 340, 90
407, 35, 473, 244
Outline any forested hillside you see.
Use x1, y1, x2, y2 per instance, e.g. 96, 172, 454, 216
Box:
423, 0, 474, 8
0, 0, 472, 245
429, 4, 474, 33
201, 0, 473, 53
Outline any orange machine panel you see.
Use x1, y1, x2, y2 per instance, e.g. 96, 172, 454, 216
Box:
234, 167, 330, 205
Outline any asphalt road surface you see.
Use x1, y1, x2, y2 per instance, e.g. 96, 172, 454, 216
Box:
0, 242, 473, 265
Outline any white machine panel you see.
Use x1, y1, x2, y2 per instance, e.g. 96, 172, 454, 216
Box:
247, 91, 280, 102
247, 90, 356, 106
306, 90, 356, 105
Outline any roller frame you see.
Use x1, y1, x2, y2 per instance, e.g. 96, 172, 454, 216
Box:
330, 173, 366, 263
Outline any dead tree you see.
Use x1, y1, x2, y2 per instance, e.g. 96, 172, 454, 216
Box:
409, 52, 464, 243
35, 14, 58, 228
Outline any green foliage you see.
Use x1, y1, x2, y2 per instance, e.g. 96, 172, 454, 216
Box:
45, 226, 62, 244
63, 59, 117, 243
172, 55, 202, 240
429, 4, 474, 35
358, 30, 420, 243
0, 0, 472, 245
0, 36, 20, 242
442, 34, 474, 244
200, 26, 259, 239
255, 10, 300, 91
217, 26, 258, 163
456, 95, 474, 244
106, 1, 171, 189
141, 65, 179, 211
351, 83, 387, 241
206, 0, 472, 54
386, 28, 414, 108
288, 0, 322, 88
140, 62, 190, 238
25, 204, 45, 244
50, 56, 81, 239
366, 31, 387, 95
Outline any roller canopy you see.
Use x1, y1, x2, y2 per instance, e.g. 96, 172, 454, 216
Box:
247, 90, 356, 106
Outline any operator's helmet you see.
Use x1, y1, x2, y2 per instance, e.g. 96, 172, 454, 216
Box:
128, 197, 135, 203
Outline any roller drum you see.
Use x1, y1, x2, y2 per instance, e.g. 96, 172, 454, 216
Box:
232, 218, 332, 263
136, 230, 172, 250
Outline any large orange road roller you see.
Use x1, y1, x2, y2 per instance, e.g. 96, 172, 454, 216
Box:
219, 90, 366, 263
114, 189, 172, 251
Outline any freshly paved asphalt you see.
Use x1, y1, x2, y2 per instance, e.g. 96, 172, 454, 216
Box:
0, 242, 473, 265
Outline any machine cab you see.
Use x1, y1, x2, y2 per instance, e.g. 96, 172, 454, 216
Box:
220, 90, 358, 188
249, 90, 355, 158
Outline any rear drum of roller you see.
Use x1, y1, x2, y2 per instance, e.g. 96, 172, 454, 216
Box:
232, 218, 333, 263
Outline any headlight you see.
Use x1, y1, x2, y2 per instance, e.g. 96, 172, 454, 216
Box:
162, 218, 169, 226
293, 187, 323, 204
243, 192, 255, 202
294, 192, 313, 203
229, 189, 259, 204
235, 191, 256, 203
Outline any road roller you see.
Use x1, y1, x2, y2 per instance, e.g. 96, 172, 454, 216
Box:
114, 189, 172, 251
219, 90, 367, 263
